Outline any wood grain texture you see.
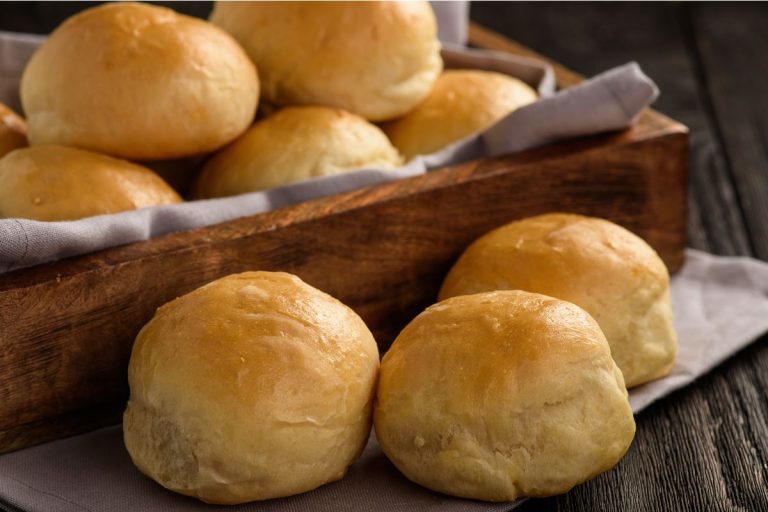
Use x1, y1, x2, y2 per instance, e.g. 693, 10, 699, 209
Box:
688, 3, 768, 259
469, 2, 768, 511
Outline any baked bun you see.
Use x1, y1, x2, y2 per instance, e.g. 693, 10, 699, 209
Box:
124, 271, 380, 504
0, 146, 181, 221
382, 70, 538, 160
209, 1, 442, 121
21, 2, 259, 160
195, 106, 402, 198
439, 213, 678, 388
0, 102, 27, 158
375, 291, 635, 501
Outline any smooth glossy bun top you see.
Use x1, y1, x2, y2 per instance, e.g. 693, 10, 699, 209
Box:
210, 1, 442, 121
124, 271, 380, 504
0, 102, 27, 158
0, 145, 181, 221
439, 213, 678, 388
194, 106, 402, 198
21, 2, 259, 160
383, 69, 538, 160
375, 290, 635, 501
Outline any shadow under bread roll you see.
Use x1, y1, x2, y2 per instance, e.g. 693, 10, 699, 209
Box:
124, 271, 380, 504
210, 1, 442, 122
382, 69, 538, 161
0, 146, 181, 221
0, 102, 27, 159
375, 290, 635, 501
194, 106, 403, 198
21, 2, 259, 161
439, 213, 678, 388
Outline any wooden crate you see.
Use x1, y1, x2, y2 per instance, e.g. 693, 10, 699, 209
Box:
0, 24, 688, 453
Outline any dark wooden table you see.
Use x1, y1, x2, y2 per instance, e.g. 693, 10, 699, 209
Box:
1, 2, 767, 511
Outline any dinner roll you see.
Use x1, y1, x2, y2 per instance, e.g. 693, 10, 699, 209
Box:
375, 291, 635, 501
382, 70, 538, 160
0, 146, 180, 221
195, 106, 402, 198
439, 213, 678, 388
21, 2, 259, 160
209, 1, 442, 121
0, 102, 27, 158
124, 271, 380, 504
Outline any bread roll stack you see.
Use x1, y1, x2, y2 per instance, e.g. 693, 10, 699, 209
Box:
440, 213, 678, 388
1, 2, 264, 220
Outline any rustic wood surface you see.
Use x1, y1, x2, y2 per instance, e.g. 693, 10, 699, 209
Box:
0, 2, 765, 511
471, 2, 768, 511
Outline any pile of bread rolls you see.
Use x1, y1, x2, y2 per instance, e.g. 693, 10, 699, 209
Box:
0, 1, 539, 221
124, 212, 677, 504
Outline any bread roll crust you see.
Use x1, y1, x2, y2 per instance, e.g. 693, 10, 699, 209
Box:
210, 1, 442, 121
374, 291, 635, 501
195, 106, 402, 198
21, 2, 259, 160
382, 69, 538, 160
439, 213, 678, 388
124, 271, 380, 504
0, 145, 180, 221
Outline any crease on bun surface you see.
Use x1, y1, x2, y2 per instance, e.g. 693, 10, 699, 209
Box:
374, 290, 636, 501
439, 213, 678, 388
382, 69, 538, 160
0, 102, 27, 159
209, 1, 442, 121
123, 271, 380, 504
21, 2, 259, 160
0, 145, 181, 221
194, 106, 402, 198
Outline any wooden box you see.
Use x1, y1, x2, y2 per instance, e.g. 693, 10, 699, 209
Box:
0, 25, 689, 453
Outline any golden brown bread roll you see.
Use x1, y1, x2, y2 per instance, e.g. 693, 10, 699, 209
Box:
209, 1, 442, 121
439, 213, 678, 388
382, 70, 538, 160
21, 2, 259, 160
0, 146, 181, 221
124, 271, 380, 504
374, 290, 635, 501
194, 106, 402, 198
0, 102, 27, 158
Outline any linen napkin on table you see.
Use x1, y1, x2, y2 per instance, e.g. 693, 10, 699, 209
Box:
1, 249, 767, 512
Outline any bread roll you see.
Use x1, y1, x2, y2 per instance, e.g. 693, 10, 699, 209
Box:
382, 70, 538, 160
0, 146, 181, 221
439, 213, 678, 388
124, 271, 380, 504
21, 2, 259, 160
0, 102, 27, 158
209, 1, 442, 121
375, 291, 635, 501
195, 106, 402, 198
